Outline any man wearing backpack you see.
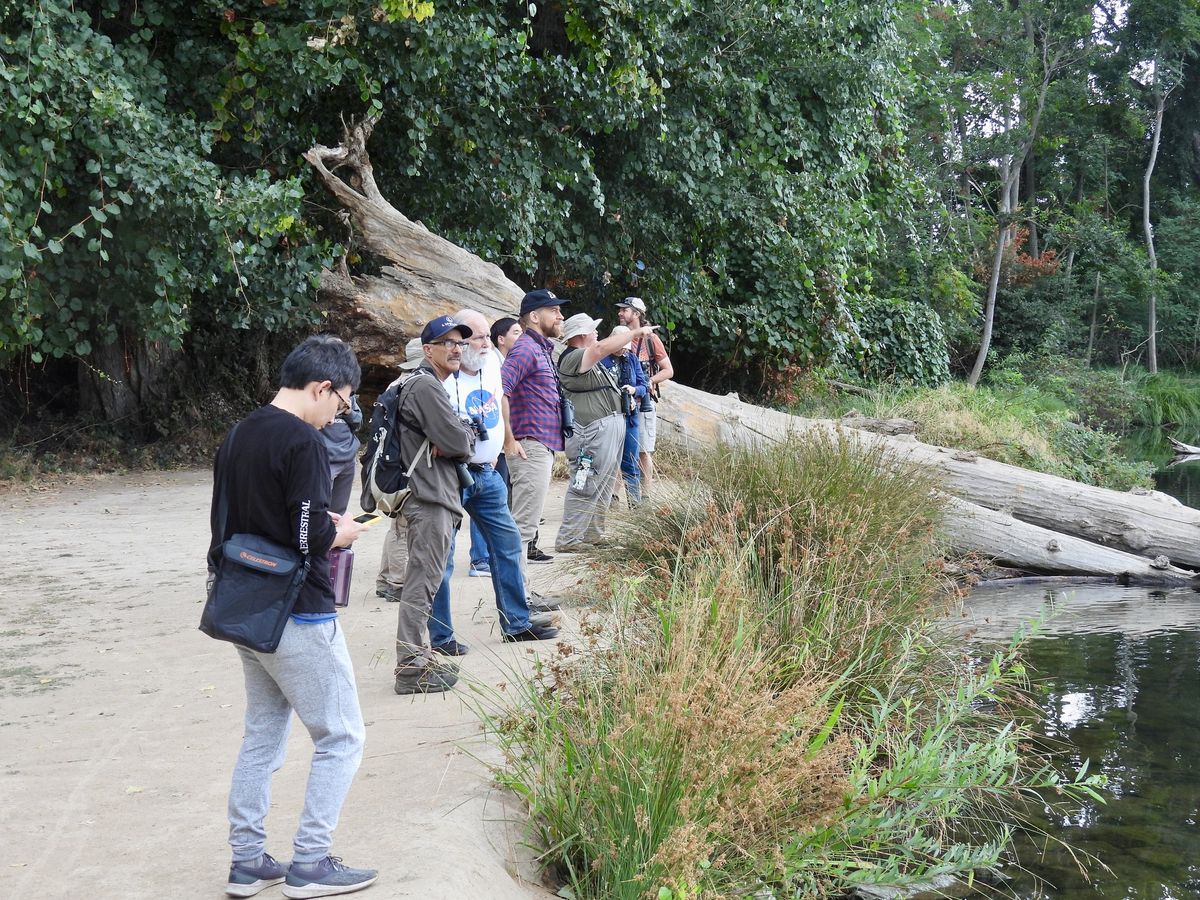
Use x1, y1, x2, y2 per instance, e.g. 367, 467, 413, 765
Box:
391, 317, 477, 695
426, 308, 560, 656
373, 338, 422, 603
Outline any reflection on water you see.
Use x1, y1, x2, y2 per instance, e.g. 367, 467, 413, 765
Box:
962, 584, 1200, 898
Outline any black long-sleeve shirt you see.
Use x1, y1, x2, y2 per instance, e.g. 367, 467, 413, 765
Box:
208, 405, 338, 614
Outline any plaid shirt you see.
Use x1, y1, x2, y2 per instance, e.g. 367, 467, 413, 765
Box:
501, 329, 564, 451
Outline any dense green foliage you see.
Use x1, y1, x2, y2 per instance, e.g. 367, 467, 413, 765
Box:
1, 0, 1198, 447
481, 437, 1103, 898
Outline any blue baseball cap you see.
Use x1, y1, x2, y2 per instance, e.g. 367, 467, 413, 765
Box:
420, 315, 472, 344
519, 288, 569, 317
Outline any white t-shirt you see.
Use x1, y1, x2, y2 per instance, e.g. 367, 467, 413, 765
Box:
442, 348, 505, 465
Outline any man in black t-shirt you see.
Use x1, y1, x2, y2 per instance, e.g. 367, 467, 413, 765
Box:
209, 334, 378, 899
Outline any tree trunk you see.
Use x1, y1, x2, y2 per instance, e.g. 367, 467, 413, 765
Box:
1086, 271, 1101, 366
1143, 79, 1165, 375
656, 382, 1200, 578
77, 332, 178, 430
1022, 149, 1039, 258
303, 116, 522, 386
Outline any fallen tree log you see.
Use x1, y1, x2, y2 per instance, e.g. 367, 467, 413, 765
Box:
656, 382, 1200, 575
304, 117, 1198, 580
304, 116, 521, 376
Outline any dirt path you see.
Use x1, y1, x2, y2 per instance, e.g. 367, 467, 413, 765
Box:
1, 470, 582, 899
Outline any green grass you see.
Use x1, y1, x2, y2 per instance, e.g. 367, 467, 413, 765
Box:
778, 372, 1154, 491
476, 436, 1104, 900
1130, 371, 1200, 428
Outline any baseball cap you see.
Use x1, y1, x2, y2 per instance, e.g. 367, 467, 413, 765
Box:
399, 337, 423, 370
520, 288, 569, 317
615, 296, 647, 314
420, 315, 472, 345
610, 324, 633, 351
561, 314, 603, 341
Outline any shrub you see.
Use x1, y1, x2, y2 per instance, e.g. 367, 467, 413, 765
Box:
479, 436, 1104, 900
841, 296, 952, 387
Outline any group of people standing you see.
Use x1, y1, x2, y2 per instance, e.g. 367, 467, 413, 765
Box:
207, 289, 671, 898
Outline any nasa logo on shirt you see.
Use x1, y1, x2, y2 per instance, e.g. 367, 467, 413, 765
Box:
466, 389, 500, 433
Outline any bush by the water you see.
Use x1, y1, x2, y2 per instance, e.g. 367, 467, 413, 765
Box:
479, 436, 1103, 899
775, 364, 1155, 491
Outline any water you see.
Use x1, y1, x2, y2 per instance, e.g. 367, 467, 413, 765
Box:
961, 437, 1200, 898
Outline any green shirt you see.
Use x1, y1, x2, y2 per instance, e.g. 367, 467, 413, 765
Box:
558, 347, 622, 427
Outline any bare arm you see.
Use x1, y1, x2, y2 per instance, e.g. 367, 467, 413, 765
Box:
579, 324, 658, 372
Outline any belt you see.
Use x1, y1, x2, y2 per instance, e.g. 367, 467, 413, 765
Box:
466, 462, 493, 472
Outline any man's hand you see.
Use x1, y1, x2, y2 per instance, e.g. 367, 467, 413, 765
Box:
505, 437, 527, 459
330, 511, 368, 548
623, 385, 636, 394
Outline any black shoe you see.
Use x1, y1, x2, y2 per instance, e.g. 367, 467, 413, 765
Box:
527, 543, 554, 563
527, 591, 562, 612
376, 586, 402, 602
502, 624, 560, 642
432, 639, 470, 657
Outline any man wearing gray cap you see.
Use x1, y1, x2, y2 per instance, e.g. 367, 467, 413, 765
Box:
375, 337, 423, 602
554, 313, 658, 552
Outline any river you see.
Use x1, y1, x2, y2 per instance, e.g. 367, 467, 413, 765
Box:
961, 436, 1200, 897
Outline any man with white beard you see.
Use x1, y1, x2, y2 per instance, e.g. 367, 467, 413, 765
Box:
426, 308, 560, 654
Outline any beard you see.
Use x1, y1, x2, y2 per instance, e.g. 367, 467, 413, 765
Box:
461, 344, 490, 372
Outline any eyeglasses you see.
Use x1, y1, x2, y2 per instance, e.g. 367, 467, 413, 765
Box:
329, 386, 352, 415
427, 339, 469, 350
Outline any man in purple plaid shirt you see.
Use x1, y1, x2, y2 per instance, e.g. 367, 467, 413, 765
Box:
502, 288, 569, 570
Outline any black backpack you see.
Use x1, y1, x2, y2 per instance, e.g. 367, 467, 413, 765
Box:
359, 374, 429, 516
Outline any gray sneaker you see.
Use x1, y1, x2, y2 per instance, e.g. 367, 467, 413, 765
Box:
394, 666, 459, 695
282, 856, 378, 898
227, 853, 287, 897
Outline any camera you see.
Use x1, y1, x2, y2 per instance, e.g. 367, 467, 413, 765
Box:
460, 413, 488, 442
560, 397, 576, 438
620, 389, 635, 417
455, 462, 474, 490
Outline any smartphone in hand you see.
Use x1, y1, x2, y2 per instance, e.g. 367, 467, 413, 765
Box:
352, 512, 383, 526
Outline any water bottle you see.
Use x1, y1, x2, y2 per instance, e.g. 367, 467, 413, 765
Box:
572, 453, 593, 491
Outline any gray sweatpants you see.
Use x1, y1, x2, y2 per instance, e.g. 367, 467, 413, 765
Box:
556, 413, 625, 549
228, 618, 365, 865
395, 497, 459, 672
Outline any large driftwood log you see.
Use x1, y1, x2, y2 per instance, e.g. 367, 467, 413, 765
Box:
656, 383, 1200, 578
305, 119, 1196, 581
304, 117, 521, 373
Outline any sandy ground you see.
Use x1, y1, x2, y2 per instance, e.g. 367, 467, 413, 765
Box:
1, 469, 587, 899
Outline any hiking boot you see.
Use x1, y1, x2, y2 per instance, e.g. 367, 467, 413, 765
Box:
227, 853, 287, 897
432, 639, 470, 657
468, 561, 492, 578
393, 666, 459, 695
554, 542, 596, 554
502, 623, 560, 642
527, 542, 554, 563
375, 586, 402, 602
529, 611, 561, 628
282, 855, 378, 898
527, 591, 562, 612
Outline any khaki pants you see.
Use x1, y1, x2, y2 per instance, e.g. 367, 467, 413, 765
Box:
376, 510, 408, 597
507, 437, 554, 550
556, 414, 624, 550
394, 498, 459, 673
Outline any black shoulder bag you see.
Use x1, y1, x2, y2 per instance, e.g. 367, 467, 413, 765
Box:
199, 424, 311, 653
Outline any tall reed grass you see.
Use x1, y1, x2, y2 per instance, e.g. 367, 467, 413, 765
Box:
479, 435, 1104, 899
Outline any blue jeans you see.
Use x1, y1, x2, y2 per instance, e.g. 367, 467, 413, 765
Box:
469, 454, 509, 568
621, 416, 641, 505
430, 464, 531, 645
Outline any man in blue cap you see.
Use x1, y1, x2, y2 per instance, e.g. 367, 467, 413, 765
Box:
392, 316, 477, 695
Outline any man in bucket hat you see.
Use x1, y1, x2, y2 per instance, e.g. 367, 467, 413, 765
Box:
554, 313, 658, 552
